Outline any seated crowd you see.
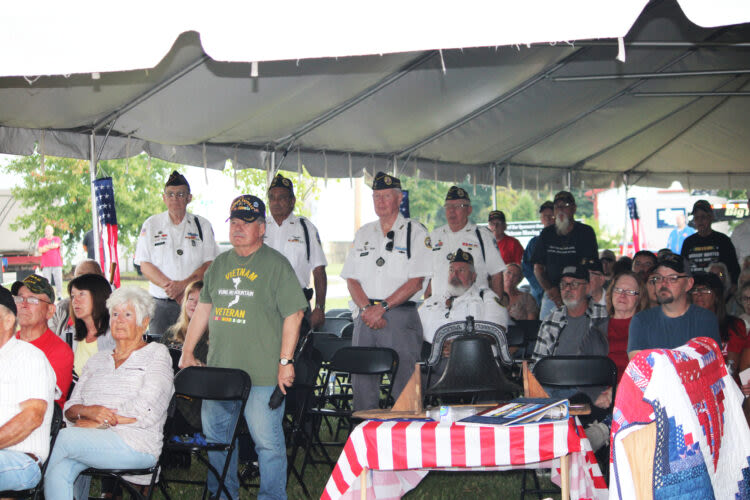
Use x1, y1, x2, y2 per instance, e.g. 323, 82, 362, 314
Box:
3, 173, 750, 498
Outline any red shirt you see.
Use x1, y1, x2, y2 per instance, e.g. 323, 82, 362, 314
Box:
607, 316, 632, 382
722, 316, 748, 356
17, 328, 74, 407
38, 236, 63, 267
496, 235, 524, 265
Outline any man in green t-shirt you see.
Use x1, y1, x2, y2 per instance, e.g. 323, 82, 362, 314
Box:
180, 194, 306, 500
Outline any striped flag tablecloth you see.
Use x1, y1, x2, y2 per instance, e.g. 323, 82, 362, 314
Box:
321, 417, 607, 500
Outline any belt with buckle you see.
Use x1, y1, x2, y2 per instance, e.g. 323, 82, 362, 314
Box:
369, 299, 416, 308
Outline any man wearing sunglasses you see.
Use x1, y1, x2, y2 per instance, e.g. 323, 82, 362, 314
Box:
134, 171, 219, 337
426, 186, 506, 301
342, 172, 432, 411
627, 252, 720, 359
11, 275, 72, 408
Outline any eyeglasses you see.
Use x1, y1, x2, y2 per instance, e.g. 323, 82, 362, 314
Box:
164, 191, 188, 199
385, 231, 394, 252
13, 296, 51, 306
648, 275, 688, 285
444, 203, 471, 211
613, 287, 639, 296
560, 281, 586, 290
689, 288, 713, 296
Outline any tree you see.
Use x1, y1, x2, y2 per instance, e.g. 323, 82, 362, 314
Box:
2, 154, 178, 260
225, 165, 320, 218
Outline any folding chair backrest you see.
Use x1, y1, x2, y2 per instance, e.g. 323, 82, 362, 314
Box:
533, 355, 617, 388
329, 347, 398, 376
315, 317, 353, 337
312, 332, 352, 362
506, 325, 525, 348
515, 319, 542, 353
174, 366, 251, 401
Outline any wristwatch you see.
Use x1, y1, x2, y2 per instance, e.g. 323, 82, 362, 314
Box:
279, 357, 294, 366
380, 300, 390, 312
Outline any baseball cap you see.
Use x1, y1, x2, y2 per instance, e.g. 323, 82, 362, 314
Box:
600, 249, 616, 262
228, 195, 265, 223
560, 265, 589, 282
581, 257, 603, 274
0, 286, 17, 316
654, 252, 688, 275
488, 210, 505, 222
690, 199, 713, 216
553, 191, 575, 205
11, 274, 55, 303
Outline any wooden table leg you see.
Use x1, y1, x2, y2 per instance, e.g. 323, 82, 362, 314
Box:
560, 454, 570, 500
361, 467, 367, 500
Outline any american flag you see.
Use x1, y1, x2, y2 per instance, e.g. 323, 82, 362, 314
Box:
627, 197, 642, 252
94, 177, 120, 288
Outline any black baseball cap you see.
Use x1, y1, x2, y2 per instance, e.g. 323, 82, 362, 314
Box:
0, 286, 17, 316
690, 199, 713, 216
654, 252, 688, 275
228, 195, 265, 223
560, 265, 589, 282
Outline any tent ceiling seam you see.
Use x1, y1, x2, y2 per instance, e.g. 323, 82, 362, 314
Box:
395, 47, 586, 158
623, 78, 749, 177
274, 51, 436, 149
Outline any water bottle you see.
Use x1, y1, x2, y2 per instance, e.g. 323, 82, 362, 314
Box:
326, 377, 336, 396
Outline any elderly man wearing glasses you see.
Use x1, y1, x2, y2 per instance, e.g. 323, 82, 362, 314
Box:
627, 252, 721, 359
134, 171, 219, 338
11, 275, 73, 408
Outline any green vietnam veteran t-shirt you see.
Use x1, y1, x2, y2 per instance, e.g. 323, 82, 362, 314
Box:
200, 244, 308, 386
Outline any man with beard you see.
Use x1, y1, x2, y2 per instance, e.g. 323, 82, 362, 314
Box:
418, 249, 509, 345
531, 191, 598, 320
530, 265, 611, 430
627, 252, 720, 359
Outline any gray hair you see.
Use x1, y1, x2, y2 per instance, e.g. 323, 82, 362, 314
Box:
106, 286, 155, 326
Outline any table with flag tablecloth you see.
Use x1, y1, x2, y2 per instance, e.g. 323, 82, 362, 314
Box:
321, 417, 608, 500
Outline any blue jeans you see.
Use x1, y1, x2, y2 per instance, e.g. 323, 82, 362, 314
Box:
44, 428, 156, 500
0, 450, 41, 491
202, 385, 286, 500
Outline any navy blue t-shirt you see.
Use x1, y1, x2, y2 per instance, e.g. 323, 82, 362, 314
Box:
627, 304, 720, 352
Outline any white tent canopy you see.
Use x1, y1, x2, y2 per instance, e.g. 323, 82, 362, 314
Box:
1, 0, 750, 190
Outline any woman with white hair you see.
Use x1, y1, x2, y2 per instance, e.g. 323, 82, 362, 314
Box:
44, 287, 174, 500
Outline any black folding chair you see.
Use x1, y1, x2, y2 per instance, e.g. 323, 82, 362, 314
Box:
515, 319, 542, 356
324, 309, 352, 319
283, 348, 323, 499
160, 367, 252, 500
304, 347, 399, 471
520, 356, 618, 500
0, 403, 64, 499
313, 317, 353, 337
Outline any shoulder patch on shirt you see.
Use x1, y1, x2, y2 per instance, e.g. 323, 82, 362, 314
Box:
424, 236, 431, 249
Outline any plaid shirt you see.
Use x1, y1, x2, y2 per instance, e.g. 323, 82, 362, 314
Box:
531, 300, 609, 365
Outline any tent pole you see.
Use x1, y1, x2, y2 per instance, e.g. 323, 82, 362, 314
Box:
89, 132, 100, 266
622, 174, 629, 256
492, 164, 497, 210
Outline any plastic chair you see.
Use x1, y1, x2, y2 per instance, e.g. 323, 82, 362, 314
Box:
514, 319, 542, 355
159, 367, 252, 500
0, 404, 64, 499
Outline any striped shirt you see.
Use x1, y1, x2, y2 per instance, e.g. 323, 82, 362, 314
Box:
65, 342, 174, 459
0, 337, 57, 460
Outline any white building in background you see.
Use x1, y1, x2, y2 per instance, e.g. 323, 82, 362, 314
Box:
595, 181, 730, 254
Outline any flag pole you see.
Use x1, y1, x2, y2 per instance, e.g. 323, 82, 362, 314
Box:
89, 132, 100, 266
